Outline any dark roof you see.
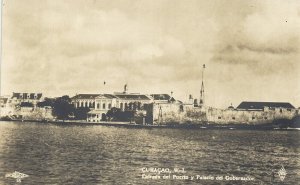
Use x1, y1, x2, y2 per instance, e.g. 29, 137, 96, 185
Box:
72, 94, 100, 99
150, 94, 172, 100
94, 94, 117, 99
104, 94, 117, 99
20, 102, 34, 107
151, 94, 177, 103
12, 93, 42, 100
114, 94, 151, 100
237, 101, 295, 110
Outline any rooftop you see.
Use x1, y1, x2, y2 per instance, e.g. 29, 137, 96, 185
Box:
72, 94, 100, 99
114, 94, 151, 100
236, 101, 295, 110
150, 94, 172, 100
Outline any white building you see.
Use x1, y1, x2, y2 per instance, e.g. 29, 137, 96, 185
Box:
87, 93, 152, 122
71, 94, 100, 109
10, 93, 43, 106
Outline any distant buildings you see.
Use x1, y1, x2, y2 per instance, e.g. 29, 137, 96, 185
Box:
1, 89, 299, 126
11, 93, 43, 106
150, 94, 175, 103
236, 101, 295, 111
0, 93, 52, 120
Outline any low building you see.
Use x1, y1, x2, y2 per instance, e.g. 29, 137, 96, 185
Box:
10, 92, 43, 106
150, 94, 175, 103
236, 101, 295, 111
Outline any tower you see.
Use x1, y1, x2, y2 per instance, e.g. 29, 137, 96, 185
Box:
123, 84, 128, 94
199, 64, 205, 107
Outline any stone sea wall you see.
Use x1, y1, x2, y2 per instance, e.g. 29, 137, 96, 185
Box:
0, 106, 54, 120
150, 103, 298, 125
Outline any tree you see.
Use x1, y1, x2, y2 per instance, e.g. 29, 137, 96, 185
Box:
74, 107, 90, 120
52, 95, 75, 120
106, 107, 134, 122
106, 107, 121, 121
37, 98, 55, 107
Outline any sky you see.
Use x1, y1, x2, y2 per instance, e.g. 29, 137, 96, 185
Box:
1, 0, 300, 108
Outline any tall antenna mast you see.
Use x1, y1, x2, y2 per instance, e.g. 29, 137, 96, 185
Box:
199, 64, 205, 107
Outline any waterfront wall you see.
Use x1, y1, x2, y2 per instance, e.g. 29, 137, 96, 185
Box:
206, 107, 297, 125
18, 107, 53, 120
0, 106, 53, 120
151, 103, 205, 124
150, 103, 298, 125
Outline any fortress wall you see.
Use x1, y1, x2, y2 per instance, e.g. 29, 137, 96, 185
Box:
17, 107, 53, 120
152, 103, 298, 125
152, 103, 183, 124
152, 103, 205, 124
206, 107, 297, 124
206, 107, 273, 124
0, 106, 15, 117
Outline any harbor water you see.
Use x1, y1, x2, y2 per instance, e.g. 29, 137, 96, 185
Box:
0, 121, 299, 184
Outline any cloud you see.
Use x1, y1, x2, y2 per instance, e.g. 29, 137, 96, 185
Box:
1, 0, 300, 107
211, 0, 300, 76
2, 0, 189, 94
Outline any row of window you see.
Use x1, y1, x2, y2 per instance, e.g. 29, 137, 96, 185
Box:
76, 101, 113, 110
77, 102, 95, 108
96, 103, 112, 110
120, 102, 142, 110
17, 96, 39, 99
76, 101, 144, 110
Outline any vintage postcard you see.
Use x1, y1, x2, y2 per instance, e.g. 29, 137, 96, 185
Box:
0, 0, 299, 184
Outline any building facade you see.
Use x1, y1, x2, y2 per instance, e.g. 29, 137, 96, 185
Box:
10, 93, 43, 106
87, 93, 152, 122
71, 94, 100, 109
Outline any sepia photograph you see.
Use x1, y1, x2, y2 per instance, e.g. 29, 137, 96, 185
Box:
0, 0, 299, 184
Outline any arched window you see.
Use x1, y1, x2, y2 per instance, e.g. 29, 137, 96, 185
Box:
108, 103, 111, 109
81, 102, 84, 107
97, 103, 100, 109
85, 102, 88, 107
103, 103, 106, 109
77, 102, 79, 107
120, 103, 123, 110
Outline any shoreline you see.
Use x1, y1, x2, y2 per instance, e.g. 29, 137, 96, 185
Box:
0, 119, 299, 131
